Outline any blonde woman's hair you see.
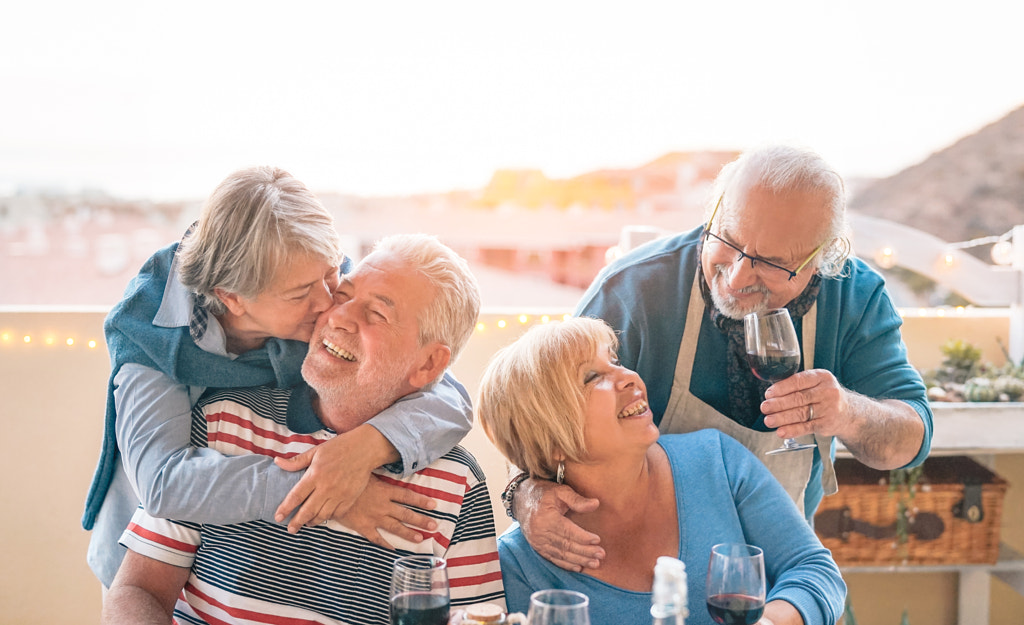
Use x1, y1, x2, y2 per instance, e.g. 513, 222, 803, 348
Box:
178, 166, 344, 315
371, 234, 481, 366
477, 316, 617, 481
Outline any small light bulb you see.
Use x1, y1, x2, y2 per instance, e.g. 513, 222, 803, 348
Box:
67, 338, 75, 346
518, 314, 528, 324
943, 253, 955, 267
88, 340, 97, 348
475, 322, 486, 332
497, 320, 507, 329
23, 335, 31, 343
1, 333, 10, 342
936, 309, 946, 317
956, 306, 965, 315
562, 313, 571, 321
45, 337, 55, 345
541, 315, 550, 324
991, 240, 1014, 266
874, 246, 897, 269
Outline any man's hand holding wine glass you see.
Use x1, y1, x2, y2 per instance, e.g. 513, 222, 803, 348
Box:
759, 367, 853, 441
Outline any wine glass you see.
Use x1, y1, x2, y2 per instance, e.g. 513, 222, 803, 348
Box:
705, 543, 766, 625
527, 589, 591, 625
743, 307, 816, 454
390, 555, 450, 625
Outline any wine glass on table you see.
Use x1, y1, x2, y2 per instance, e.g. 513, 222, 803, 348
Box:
706, 543, 766, 625
743, 307, 816, 454
390, 555, 450, 625
527, 589, 591, 625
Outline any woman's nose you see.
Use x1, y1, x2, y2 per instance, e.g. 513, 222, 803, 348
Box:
617, 368, 640, 389
311, 280, 334, 314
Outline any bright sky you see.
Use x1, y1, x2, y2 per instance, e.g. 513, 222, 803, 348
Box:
3, 0, 1023, 200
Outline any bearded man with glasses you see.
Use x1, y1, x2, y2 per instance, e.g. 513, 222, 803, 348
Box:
505, 145, 933, 573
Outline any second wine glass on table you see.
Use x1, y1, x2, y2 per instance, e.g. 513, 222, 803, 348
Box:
705, 543, 766, 625
743, 307, 816, 454
390, 555, 450, 625
527, 589, 591, 625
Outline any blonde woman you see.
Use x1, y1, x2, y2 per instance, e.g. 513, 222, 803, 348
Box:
478, 317, 845, 625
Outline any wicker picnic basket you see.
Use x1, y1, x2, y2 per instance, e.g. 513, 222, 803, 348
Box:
813, 456, 1007, 566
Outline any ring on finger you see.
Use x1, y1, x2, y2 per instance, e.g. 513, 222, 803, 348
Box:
807, 405, 815, 422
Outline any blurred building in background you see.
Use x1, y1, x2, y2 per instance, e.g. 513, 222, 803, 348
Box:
3, 105, 1023, 310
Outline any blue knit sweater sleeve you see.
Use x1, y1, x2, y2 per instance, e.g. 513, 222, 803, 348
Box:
816, 258, 933, 467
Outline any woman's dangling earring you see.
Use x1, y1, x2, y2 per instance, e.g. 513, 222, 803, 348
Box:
556, 461, 565, 485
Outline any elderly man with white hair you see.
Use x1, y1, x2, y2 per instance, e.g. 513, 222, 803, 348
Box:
102, 234, 503, 625
509, 145, 934, 573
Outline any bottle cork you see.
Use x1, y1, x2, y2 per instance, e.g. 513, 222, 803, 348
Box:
464, 602, 506, 623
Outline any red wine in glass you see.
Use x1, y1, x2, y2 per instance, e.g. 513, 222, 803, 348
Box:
706, 544, 766, 625
745, 348, 800, 382
390, 591, 450, 625
706, 593, 765, 625
391, 555, 450, 625
744, 308, 816, 454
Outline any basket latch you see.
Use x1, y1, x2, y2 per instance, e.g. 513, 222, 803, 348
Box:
813, 506, 855, 541
952, 478, 984, 523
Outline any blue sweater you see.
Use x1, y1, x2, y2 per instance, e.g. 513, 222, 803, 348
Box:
498, 431, 846, 625
82, 242, 314, 529
575, 226, 933, 516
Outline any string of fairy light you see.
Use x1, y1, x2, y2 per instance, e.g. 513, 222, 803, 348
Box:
873, 229, 1016, 270
0, 313, 577, 350
1, 331, 100, 349
0, 307, 1012, 350
474, 313, 572, 333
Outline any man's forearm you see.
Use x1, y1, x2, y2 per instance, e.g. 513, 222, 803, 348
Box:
102, 586, 174, 625
838, 395, 924, 470
103, 550, 188, 625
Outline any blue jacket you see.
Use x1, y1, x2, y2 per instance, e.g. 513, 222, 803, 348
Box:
82, 242, 330, 529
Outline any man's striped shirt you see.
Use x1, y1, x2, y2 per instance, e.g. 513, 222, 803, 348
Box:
121, 385, 504, 624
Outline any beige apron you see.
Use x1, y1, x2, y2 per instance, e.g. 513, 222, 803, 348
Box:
660, 274, 838, 514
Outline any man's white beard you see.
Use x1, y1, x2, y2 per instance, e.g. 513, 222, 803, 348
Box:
708, 263, 771, 320
303, 357, 410, 432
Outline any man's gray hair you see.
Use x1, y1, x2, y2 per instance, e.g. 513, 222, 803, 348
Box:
372, 234, 481, 365
178, 166, 344, 315
708, 145, 852, 278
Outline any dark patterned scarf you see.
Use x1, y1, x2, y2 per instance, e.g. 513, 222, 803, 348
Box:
696, 238, 822, 429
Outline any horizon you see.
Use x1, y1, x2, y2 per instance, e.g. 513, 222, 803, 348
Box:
3, 1, 1023, 201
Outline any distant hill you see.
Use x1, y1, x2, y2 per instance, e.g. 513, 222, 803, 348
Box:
850, 104, 1024, 243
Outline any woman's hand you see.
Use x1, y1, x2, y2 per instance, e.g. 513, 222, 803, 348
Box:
336, 475, 438, 549
273, 424, 401, 533
513, 477, 605, 572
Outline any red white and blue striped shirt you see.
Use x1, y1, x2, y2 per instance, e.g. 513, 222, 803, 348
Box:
120, 385, 504, 624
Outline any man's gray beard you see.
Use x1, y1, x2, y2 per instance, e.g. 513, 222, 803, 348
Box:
708, 264, 771, 320
303, 358, 409, 431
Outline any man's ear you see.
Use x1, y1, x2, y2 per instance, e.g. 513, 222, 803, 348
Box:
213, 288, 247, 317
408, 343, 452, 389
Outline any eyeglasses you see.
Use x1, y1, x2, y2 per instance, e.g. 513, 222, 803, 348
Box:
703, 195, 824, 282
